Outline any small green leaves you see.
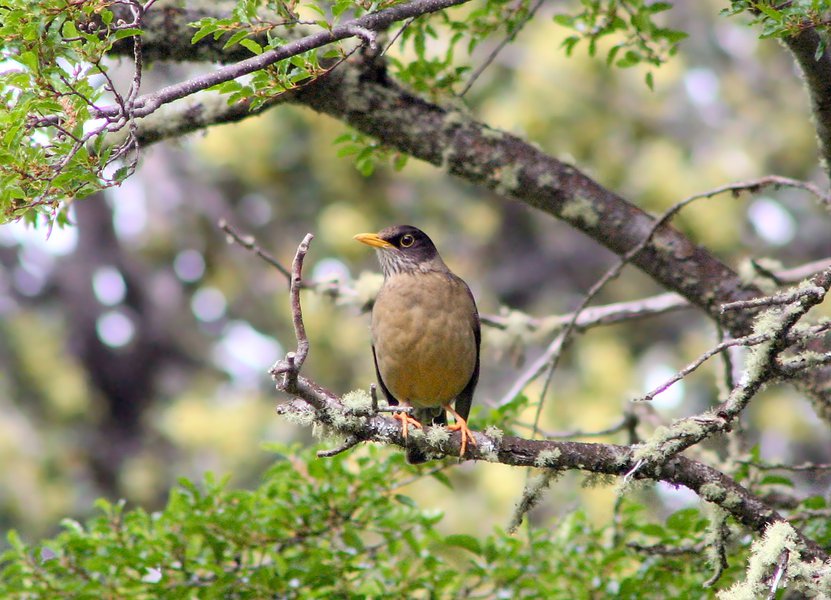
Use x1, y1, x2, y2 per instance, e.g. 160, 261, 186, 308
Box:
335, 130, 407, 176
552, 0, 688, 89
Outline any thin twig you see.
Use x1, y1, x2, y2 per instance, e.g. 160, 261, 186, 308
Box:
66, 0, 474, 123
721, 285, 826, 312
219, 219, 292, 283
458, 0, 545, 97
638, 332, 770, 402
289, 235, 313, 370
766, 550, 789, 600
270, 234, 314, 388
317, 436, 361, 457
775, 257, 831, 283
627, 542, 704, 556
525, 177, 831, 436
498, 331, 565, 407
737, 461, 831, 472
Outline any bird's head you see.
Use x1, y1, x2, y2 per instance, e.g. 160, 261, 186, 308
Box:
354, 225, 447, 277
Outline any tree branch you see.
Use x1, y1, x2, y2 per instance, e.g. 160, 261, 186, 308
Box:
269, 235, 828, 564
784, 25, 831, 184
89, 0, 473, 121
106, 13, 831, 422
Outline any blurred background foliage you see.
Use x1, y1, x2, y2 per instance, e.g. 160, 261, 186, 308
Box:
0, 0, 829, 562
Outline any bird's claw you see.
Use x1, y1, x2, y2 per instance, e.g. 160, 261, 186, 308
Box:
446, 415, 476, 458
393, 411, 423, 440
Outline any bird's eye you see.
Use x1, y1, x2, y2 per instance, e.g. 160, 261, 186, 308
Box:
399, 234, 415, 248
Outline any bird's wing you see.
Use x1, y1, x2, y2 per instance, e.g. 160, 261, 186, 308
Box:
371, 343, 399, 406
453, 281, 480, 422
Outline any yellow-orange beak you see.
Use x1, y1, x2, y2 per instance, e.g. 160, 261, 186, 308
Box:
353, 232, 394, 249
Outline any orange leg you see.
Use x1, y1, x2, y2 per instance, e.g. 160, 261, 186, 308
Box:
393, 411, 423, 441
443, 404, 476, 458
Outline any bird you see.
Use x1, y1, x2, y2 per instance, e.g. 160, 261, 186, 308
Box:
354, 225, 480, 463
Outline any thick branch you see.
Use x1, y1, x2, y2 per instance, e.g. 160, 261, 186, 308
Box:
94, 0, 472, 120
107, 10, 831, 422
784, 26, 831, 182
275, 383, 828, 563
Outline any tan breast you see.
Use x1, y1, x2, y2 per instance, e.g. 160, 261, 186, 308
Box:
372, 271, 477, 408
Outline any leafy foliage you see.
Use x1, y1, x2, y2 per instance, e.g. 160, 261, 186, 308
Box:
553, 1, 687, 89
724, 1, 831, 49
0, 444, 757, 597
0, 1, 132, 225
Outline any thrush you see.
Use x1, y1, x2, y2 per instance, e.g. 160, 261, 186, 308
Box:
354, 225, 480, 463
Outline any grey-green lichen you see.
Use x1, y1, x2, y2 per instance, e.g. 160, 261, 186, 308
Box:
716, 521, 806, 600
561, 195, 599, 228
699, 482, 728, 503
342, 389, 372, 414
282, 406, 316, 428
493, 163, 522, 196
425, 425, 451, 448
408, 427, 426, 442
721, 490, 743, 510
326, 406, 365, 431
534, 448, 562, 468
480, 127, 505, 141
484, 425, 503, 444
442, 109, 468, 130
537, 172, 556, 188
507, 470, 560, 534
581, 473, 615, 488
633, 418, 710, 465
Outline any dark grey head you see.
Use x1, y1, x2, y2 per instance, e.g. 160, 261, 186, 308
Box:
354, 225, 447, 277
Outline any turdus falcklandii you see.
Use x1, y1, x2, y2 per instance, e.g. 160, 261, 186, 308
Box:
354, 225, 480, 463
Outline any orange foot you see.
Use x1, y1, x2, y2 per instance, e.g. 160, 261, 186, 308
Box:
443, 404, 476, 458
393, 411, 423, 441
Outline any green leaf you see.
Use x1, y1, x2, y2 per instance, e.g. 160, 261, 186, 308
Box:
759, 474, 794, 488
801, 495, 827, 510
224, 30, 249, 50
191, 22, 219, 44
429, 470, 453, 489
665, 508, 700, 534
112, 28, 142, 41
616, 50, 641, 68
394, 494, 416, 508
443, 534, 481, 555
239, 38, 263, 55
61, 20, 79, 38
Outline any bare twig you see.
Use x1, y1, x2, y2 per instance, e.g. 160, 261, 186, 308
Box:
629, 268, 831, 476
526, 176, 813, 433
270, 233, 314, 387
219, 219, 292, 284
766, 550, 789, 600
627, 542, 704, 556
288, 235, 313, 370
317, 436, 361, 457
775, 257, 831, 283
458, 0, 545, 97
721, 285, 826, 312
738, 461, 831, 472
481, 292, 690, 332
638, 331, 770, 402
71, 0, 474, 123
498, 331, 565, 407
